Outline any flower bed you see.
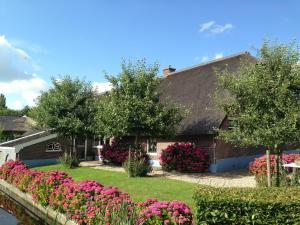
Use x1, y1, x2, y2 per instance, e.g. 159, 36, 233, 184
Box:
160, 143, 210, 173
0, 160, 192, 225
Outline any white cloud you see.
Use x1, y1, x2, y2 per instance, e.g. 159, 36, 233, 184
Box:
211, 24, 233, 34
214, 53, 224, 59
92, 82, 112, 93
0, 35, 47, 109
201, 56, 209, 62
194, 53, 225, 63
199, 21, 215, 32
199, 21, 233, 34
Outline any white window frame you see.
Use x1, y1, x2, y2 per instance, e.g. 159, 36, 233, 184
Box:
46, 142, 62, 152
147, 138, 157, 155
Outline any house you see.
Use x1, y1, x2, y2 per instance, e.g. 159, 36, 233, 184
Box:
0, 116, 36, 141
101, 52, 266, 172
1, 52, 296, 172
0, 127, 96, 167
156, 52, 261, 172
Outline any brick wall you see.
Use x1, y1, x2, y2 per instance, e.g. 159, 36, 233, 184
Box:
214, 117, 262, 160
19, 137, 70, 160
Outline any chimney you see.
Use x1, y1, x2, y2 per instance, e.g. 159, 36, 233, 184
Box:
163, 65, 176, 76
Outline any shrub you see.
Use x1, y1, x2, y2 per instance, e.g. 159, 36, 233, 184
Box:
27, 170, 73, 206
194, 185, 300, 225
137, 198, 193, 225
123, 158, 152, 177
123, 145, 152, 177
249, 153, 300, 186
59, 153, 80, 169
160, 142, 210, 173
100, 141, 131, 165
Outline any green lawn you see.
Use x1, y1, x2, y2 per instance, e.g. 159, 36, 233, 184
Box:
35, 164, 196, 210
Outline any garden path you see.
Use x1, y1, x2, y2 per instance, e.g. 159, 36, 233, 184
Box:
80, 161, 256, 188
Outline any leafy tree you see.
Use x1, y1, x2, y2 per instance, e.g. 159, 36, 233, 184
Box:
33, 76, 97, 154
216, 41, 300, 186
96, 60, 185, 144
0, 94, 7, 109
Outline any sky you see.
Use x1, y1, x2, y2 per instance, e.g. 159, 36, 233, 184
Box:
0, 0, 299, 109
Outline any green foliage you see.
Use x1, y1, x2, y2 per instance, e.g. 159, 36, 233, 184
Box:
33, 75, 97, 138
123, 145, 152, 177
0, 93, 7, 109
216, 41, 300, 149
0, 131, 22, 142
123, 157, 152, 177
194, 185, 300, 225
95, 60, 185, 141
59, 153, 80, 169
0, 94, 31, 116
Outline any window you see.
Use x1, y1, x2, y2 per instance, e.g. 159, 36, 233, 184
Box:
147, 138, 157, 154
47, 142, 61, 152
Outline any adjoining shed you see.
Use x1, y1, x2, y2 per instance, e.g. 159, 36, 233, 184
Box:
0, 130, 95, 167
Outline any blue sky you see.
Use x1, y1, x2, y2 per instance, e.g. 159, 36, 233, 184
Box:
0, 0, 299, 109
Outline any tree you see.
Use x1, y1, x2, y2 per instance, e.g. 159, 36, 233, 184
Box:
96, 60, 185, 144
33, 76, 97, 154
0, 94, 7, 109
216, 41, 300, 187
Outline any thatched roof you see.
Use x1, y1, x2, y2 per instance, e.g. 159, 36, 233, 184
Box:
159, 52, 257, 135
0, 130, 52, 147
0, 116, 35, 133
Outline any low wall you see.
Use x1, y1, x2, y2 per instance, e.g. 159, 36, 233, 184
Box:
23, 158, 59, 167
210, 149, 300, 173
0, 179, 77, 225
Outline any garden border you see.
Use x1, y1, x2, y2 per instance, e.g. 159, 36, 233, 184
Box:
0, 179, 78, 225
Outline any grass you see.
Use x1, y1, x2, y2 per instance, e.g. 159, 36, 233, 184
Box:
35, 164, 197, 211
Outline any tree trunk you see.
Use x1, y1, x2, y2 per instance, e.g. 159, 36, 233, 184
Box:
69, 136, 73, 157
266, 149, 272, 187
134, 132, 140, 146
274, 144, 280, 187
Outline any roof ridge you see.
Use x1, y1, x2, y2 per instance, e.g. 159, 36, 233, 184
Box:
161, 51, 252, 78
0, 130, 50, 146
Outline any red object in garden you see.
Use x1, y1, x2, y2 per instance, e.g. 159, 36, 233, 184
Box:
160, 142, 210, 173
249, 153, 300, 175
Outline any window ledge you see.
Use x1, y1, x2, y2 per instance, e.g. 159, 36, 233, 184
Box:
147, 152, 158, 156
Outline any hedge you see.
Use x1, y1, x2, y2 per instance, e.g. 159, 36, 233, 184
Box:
193, 185, 300, 225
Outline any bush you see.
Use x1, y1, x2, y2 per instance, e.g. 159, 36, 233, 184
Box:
160, 142, 210, 173
100, 141, 131, 165
27, 170, 73, 206
59, 153, 80, 169
249, 153, 300, 186
124, 158, 151, 177
194, 185, 300, 225
123, 145, 152, 177
137, 198, 193, 225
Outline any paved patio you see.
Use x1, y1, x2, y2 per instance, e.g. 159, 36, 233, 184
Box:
80, 161, 256, 188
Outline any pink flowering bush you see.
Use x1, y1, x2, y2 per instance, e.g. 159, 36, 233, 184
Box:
137, 198, 193, 225
160, 143, 210, 173
27, 170, 73, 206
101, 142, 150, 168
249, 153, 300, 186
100, 141, 131, 165
0, 160, 193, 225
249, 153, 300, 175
